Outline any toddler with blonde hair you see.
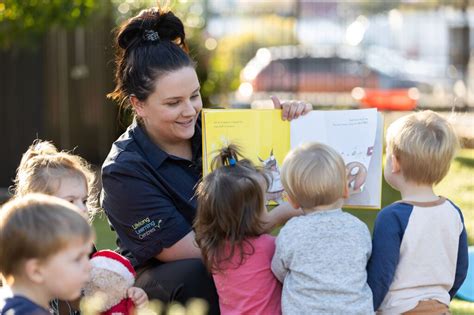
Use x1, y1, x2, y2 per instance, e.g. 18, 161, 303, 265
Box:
367, 110, 468, 314
271, 142, 373, 314
13, 140, 96, 219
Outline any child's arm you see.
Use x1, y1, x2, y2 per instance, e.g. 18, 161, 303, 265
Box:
263, 202, 303, 232
449, 220, 469, 299
367, 207, 405, 311
271, 234, 289, 282
127, 287, 148, 308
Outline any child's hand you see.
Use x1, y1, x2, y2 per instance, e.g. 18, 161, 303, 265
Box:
127, 287, 148, 308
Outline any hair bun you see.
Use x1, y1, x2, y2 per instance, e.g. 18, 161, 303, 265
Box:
117, 8, 187, 51
25, 140, 58, 159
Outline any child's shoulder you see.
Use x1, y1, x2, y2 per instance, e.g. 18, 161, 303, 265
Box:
340, 211, 371, 230
377, 201, 415, 220
252, 234, 276, 246
1, 295, 49, 315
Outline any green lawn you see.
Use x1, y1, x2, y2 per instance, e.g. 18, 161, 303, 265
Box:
92, 149, 474, 313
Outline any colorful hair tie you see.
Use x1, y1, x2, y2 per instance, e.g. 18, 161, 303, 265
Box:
229, 157, 236, 166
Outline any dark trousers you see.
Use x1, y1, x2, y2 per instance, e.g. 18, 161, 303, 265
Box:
135, 258, 220, 315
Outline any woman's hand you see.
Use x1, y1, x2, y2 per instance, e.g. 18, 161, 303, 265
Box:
127, 286, 149, 308
271, 96, 312, 121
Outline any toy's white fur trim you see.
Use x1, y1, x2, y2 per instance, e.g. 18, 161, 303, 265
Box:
90, 256, 135, 286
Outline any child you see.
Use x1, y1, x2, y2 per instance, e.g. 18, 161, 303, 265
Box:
271, 142, 373, 314
367, 110, 468, 314
0, 194, 94, 315
13, 140, 96, 219
10, 140, 148, 314
194, 144, 283, 314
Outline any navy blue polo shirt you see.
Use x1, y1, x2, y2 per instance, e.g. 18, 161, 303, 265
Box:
101, 117, 202, 267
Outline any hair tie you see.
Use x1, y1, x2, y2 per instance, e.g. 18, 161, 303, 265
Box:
143, 29, 160, 42
229, 157, 236, 166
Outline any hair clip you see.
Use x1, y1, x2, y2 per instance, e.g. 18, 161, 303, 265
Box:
143, 29, 160, 42
229, 157, 236, 166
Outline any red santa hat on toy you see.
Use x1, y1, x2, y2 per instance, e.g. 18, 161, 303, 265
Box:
90, 250, 136, 287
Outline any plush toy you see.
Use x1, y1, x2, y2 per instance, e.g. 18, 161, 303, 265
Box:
83, 250, 137, 315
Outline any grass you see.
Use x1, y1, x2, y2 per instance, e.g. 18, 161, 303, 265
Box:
92, 149, 474, 313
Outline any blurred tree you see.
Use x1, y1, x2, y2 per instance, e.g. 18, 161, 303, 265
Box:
202, 15, 298, 106
0, 0, 101, 49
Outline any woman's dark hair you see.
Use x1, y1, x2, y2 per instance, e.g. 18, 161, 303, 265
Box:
108, 7, 194, 108
194, 144, 269, 273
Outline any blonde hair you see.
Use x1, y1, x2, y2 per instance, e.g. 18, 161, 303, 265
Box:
0, 193, 93, 278
12, 140, 98, 218
281, 142, 346, 209
386, 110, 458, 185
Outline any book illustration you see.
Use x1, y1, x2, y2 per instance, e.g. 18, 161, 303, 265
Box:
346, 161, 368, 195
258, 149, 285, 205
202, 108, 383, 210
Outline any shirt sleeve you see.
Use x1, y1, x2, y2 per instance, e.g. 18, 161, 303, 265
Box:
101, 155, 192, 264
367, 204, 411, 311
271, 229, 289, 283
449, 207, 469, 299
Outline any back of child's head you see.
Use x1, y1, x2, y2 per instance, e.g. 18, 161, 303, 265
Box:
281, 142, 346, 209
12, 140, 97, 217
0, 193, 93, 280
195, 144, 268, 272
386, 110, 458, 185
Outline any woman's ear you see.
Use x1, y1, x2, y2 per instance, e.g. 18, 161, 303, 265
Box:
130, 95, 146, 118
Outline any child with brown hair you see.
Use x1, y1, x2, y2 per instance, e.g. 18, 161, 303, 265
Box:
194, 144, 296, 314
0, 194, 94, 315
367, 110, 468, 314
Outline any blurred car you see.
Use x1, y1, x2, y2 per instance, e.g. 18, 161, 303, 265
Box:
239, 45, 422, 110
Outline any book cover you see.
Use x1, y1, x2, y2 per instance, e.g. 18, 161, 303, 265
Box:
202, 108, 383, 210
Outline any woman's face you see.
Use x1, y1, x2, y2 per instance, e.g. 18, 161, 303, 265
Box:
135, 66, 202, 147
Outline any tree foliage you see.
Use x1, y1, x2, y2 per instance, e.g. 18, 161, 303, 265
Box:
0, 0, 100, 49
202, 15, 299, 105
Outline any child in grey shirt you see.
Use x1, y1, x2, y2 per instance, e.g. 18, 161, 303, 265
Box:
272, 143, 373, 315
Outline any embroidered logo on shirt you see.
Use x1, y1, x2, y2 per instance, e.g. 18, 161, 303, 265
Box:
132, 217, 162, 239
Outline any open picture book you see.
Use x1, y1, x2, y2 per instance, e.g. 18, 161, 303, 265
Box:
202, 108, 384, 210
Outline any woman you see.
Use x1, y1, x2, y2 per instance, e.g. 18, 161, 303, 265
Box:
101, 7, 311, 314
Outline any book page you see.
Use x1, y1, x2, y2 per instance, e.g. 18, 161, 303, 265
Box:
290, 108, 381, 209
202, 110, 290, 175
344, 112, 383, 209
202, 109, 290, 205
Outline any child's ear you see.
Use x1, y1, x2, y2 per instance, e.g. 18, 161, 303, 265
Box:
286, 195, 300, 210
391, 154, 401, 173
343, 184, 349, 199
24, 258, 46, 284
130, 95, 146, 118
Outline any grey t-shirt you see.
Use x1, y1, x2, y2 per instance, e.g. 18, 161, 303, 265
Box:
272, 208, 373, 315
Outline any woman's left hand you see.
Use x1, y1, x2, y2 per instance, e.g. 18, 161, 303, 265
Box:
271, 96, 312, 121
